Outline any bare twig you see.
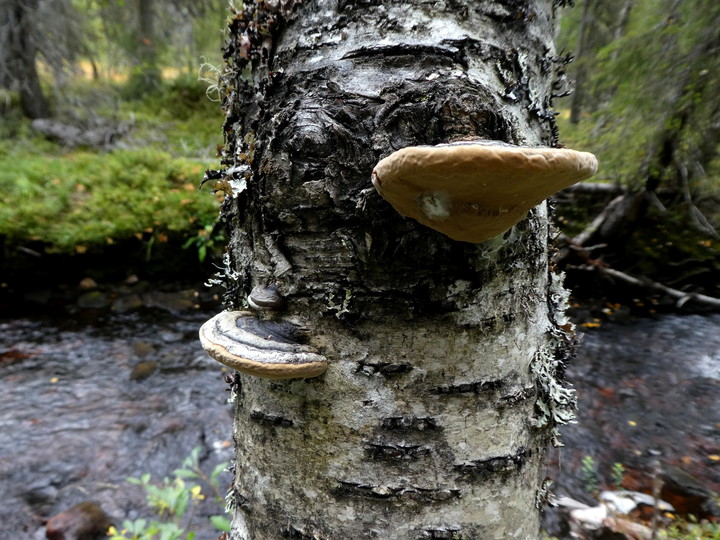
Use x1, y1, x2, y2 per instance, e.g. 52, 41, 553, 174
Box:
572, 194, 627, 247
651, 460, 663, 540
577, 264, 720, 309
563, 183, 627, 196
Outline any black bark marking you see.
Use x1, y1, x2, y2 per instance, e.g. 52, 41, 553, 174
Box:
431, 379, 505, 395
454, 447, 531, 479
364, 441, 431, 461
381, 416, 439, 432
334, 481, 460, 502
250, 410, 294, 427
416, 528, 465, 540
356, 360, 413, 376
282, 524, 331, 540
341, 44, 468, 70
498, 385, 537, 407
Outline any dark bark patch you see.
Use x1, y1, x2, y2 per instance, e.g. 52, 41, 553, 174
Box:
454, 447, 531, 480
356, 360, 413, 376
282, 524, 332, 540
381, 416, 439, 432
341, 44, 468, 70
249, 410, 294, 427
431, 379, 505, 395
334, 481, 460, 502
416, 528, 466, 539
498, 385, 537, 407
364, 441, 431, 461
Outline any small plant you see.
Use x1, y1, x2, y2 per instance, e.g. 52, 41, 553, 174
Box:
182, 222, 224, 263
108, 447, 230, 540
659, 514, 720, 539
610, 462, 625, 490
581, 455, 599, 497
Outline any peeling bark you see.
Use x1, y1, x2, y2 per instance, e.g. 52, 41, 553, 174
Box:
210, 1, 574, 538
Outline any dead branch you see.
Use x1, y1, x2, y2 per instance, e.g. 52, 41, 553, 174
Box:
31, 118, 131, 148
563, 183, 627, 196
576, 264, 720, 309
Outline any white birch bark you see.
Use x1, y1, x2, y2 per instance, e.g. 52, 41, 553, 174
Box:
209, 1, 575, 538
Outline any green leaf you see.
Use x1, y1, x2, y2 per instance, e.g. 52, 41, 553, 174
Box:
210, 462, 228, 483
210, 515, 232, 532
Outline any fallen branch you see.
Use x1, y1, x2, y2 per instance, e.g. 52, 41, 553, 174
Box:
577, 264, 720, 309
31, 118, 131, 148
571, 194, 627, 247
563, 182, 627, 196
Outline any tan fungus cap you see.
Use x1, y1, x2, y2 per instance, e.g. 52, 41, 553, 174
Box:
371, 141, 598, 243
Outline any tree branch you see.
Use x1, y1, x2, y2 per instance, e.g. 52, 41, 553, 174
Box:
576, 264, 720, 309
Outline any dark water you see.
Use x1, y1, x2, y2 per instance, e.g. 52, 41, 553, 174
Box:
544, 313, 720, 535
1, 310, 719, 539
0, 310, 234, 540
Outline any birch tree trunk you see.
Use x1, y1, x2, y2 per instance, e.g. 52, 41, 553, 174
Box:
211, 1, 575, 538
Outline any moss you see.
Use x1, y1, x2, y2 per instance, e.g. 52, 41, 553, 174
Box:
0, 78, 224, 257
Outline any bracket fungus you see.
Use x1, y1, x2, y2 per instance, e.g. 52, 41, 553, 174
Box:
247, 284, 284, 311
371, 140, 598, 243
199, 311, 328, 379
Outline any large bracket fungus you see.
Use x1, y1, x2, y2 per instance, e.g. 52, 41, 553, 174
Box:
371, 140, 598, 243
199, 311, 328, 379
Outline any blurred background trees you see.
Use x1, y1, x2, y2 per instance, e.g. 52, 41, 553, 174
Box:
0, 0, 229, 290
0, 0, 718, 305
0, 0, 226, 117
556, 0, 720, 305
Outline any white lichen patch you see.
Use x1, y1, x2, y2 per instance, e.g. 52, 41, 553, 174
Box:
418, 191, 452, 221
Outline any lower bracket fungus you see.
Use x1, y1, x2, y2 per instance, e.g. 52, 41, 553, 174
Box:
199, 311, 328, 379
371, 140, 598, 243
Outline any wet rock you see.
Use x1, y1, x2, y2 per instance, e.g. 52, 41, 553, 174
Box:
111, 294, 143, 313
132, 341, 155, 358
142, 290, 196, 312
78, 278, 97, 291
130, 360, 158, 381
77, 291, 111, 310
661, 464, 720, 518
45, 501, 111, 540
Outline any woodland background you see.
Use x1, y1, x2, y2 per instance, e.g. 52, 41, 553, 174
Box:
1, 0, 719, 313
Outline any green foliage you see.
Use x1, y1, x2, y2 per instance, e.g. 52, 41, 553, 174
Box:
108, 447, 231, 540
0, 147, 219, 253
610, 462, 625, 490
558, 0, 720, 194
0, 77, 224, 257
580, 455, 599, 496
659, 515, 720, 539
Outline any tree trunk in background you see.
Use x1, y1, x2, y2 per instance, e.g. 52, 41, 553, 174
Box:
568, 0, 592, 124
0, 0, 50, 118
215, 1, 574, 538
131, 0, 161, 92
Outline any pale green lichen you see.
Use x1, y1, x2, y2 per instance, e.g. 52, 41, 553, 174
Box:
532, 269, 578, 446
327, 289, 352, 318
531, 340, 577, 446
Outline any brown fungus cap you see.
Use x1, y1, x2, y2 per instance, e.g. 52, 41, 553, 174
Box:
371, 141, 598, 243
199, 311, 328, 379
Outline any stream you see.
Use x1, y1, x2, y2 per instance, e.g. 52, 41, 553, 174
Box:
1, 307, 719, 539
